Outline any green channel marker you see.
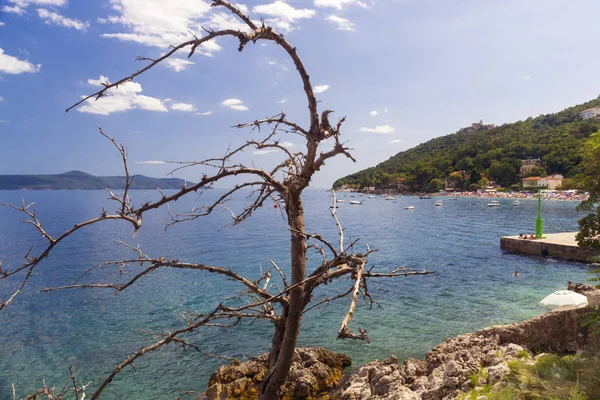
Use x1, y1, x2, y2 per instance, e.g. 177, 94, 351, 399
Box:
536, 188, 545, 238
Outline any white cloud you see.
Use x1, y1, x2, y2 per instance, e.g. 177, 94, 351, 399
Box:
314, 84, 330, 93
164, 58, 195, 72
136, 160, 167, 164
359, 125, 395, 134
206, 11, 252, 32
0, 96, 3, 101
2, 5, 25, 14
390, 139, 401, 143
36, 8, 89, 31
326, 15, 354, 31
522, 75, 532, 80
2, 0, 66, 14
0, 22, 5, 27
222, 98, 248, 111
197, 110, 214, 116
315, 0, 357, 10
265, 57, 289, 71
171, 102, 196, 112
280, 141, 294, 147
277, 98, 288, 104
254, 149, 279, 155
99, 0, 223, 56
252, 1, 315, 32
9, 0, 67, 5
77, 75, 168, 115
97, 17, 108, 24
222, 98, 243, 106
384, 108, 389, 113
0, 48, 41, 74
234, 3, 249, 14
369, 110, 378, 116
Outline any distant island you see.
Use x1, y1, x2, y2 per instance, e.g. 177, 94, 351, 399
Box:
0, 170, 192, 190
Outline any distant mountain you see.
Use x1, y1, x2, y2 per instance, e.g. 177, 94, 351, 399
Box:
334, 97, 600, 191
0, 171, 192, 190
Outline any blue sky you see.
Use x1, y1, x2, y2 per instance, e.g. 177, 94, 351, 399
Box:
1, 0, 600, 188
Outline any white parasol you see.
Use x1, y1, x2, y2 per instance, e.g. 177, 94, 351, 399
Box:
538, 290, 588, 310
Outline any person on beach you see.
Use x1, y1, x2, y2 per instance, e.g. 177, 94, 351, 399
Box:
568, 281, 575, 290
519, 233, 524, 239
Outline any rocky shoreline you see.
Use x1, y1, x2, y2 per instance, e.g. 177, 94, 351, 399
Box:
202, 289, 600, 399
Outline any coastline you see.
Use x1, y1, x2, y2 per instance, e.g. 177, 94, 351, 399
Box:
202, 289, 600, 399
347, 189, 588, 202
337, 289, 600, 399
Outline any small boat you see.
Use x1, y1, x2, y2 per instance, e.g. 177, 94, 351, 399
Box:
403, 205, 414, 210
419, 196, 431, 199
488, 200, 501, 207
349, 200, 363, 205
368, 195, 376, 199
511, 200, 521, 206
329, 205, 339, 208
385, 196, 396, 201
435, 200, 443, 207
336, 199, 345, 203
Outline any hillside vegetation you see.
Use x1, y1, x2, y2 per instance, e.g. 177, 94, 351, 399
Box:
334, 97, 600, 192
0, 170, 190, 190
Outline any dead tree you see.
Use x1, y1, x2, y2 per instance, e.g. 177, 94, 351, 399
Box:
0, 1, 432, 399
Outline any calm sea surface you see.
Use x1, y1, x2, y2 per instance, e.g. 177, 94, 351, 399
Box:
0, 189, 594, 399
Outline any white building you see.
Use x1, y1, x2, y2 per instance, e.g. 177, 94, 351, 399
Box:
579, 107, 600, 120
521, 174, 564, 190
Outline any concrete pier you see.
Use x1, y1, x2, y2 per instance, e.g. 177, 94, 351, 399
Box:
500, 232, 599, 262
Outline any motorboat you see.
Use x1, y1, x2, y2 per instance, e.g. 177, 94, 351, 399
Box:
385, 196, 396, 201
403, 205, 414, 210
488, 200, 501, 207
435, 200, 443, 207
336, 199, 345, 203
349, 200, 363, 205
368, 195, 376, 199
511, 200, 521, 206
419, 196, 431, 199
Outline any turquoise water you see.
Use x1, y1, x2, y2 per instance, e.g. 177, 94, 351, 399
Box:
0, 190, 594, 399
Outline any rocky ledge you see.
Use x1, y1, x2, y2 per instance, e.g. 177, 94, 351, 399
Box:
339, 289, 600, 400
202, 347, 351, 400
201, 290, 600, 400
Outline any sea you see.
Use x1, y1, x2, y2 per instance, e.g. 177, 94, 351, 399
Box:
0, 189, 594, 399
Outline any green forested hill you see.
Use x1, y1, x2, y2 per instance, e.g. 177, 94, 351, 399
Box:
334, 97, 600, 191
0, 170, 190, 190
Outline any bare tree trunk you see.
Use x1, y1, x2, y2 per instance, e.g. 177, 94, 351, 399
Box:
267, 310, 287, 368
259, 191, 306, 399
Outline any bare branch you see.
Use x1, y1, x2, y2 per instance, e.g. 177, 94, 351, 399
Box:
90, 305, 223, 400
336, 259, 369, 343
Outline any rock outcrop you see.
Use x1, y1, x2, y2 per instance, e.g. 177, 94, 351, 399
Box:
339, 290, 600, 400
340, 334, 529, 400
202, 347, 351, 400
